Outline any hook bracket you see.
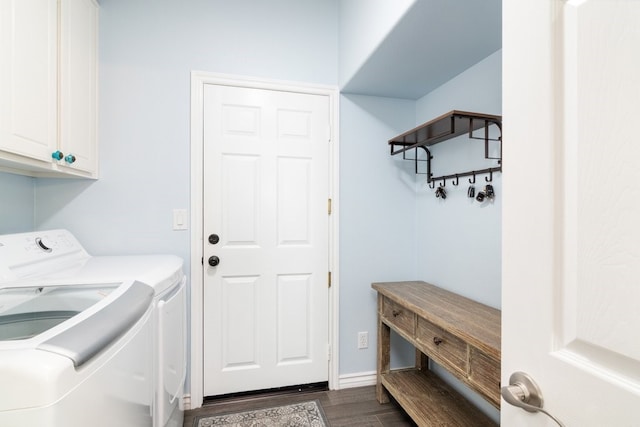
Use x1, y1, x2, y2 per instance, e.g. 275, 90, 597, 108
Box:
430, 167, 499, 186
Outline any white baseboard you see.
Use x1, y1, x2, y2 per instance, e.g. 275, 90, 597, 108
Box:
337, 371, 377, 389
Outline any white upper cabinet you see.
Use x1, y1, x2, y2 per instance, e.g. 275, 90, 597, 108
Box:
0, 0, 58, 164
0, 0, 99, 178
59, 0, 98, 176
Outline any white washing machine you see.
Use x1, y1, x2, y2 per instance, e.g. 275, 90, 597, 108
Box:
0, 230, 186, 427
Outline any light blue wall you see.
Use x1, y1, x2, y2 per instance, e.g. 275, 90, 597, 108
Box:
36, 0, 339, 261
415, 50, 502, 309
338, 94, 418, 374
0, 172, 34, 234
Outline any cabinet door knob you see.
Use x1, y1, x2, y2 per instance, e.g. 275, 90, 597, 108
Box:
433, 337, 443, 345
208, 234, 220, 244
392, 309, 401, 317
208, 256, 220, 267
64, 154, 76, 164
52, 150, 64, 160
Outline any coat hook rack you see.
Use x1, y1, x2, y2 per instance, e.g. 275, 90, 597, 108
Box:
428, 167, 499, 187
388, 111, 502, 186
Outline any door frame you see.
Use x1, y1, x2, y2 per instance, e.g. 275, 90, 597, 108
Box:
188, 71, 340, 409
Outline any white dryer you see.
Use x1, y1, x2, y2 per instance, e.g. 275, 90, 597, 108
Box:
0, 230, 186, 427
76, 254, 187, 427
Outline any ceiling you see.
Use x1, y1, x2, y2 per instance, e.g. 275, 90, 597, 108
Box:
341, 0, 501, 100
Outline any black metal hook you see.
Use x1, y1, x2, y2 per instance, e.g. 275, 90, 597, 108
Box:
469, 172, 476, 184
453, 175, 459, 186
440, 178, 446, 188
485, 170, 493, 182
428, 180, 435, 189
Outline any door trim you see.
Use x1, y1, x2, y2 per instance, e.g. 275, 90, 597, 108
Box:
189, 71, 340, 408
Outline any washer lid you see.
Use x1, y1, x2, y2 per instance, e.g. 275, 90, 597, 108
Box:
0, 283, 118, 341
37, 281, 153, 368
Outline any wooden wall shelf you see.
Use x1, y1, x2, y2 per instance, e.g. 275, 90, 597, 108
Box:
388, 110, 502, 184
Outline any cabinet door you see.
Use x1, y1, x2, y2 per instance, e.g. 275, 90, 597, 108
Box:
59, 0, 98, 176
0, 0, 58, 163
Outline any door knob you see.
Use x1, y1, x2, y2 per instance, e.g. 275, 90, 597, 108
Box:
208, 256, 220, 267
501, 371, 565, 427
208, 234, 220, 244
501, 371, 543, 412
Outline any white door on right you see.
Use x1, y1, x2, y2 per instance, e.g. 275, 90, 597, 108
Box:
503, 0, 640, 425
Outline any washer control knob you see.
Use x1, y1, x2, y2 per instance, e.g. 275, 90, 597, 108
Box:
208, 256, 220, 267
52, 150, 64, 161
35, 237, 53, 253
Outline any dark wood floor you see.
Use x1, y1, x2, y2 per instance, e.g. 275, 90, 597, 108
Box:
184, 385, 416, 426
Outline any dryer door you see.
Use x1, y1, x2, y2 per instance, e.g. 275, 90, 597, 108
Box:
156, 277, 187, 426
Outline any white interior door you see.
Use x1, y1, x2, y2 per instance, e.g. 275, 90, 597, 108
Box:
202, 84, 330, 396
503, 0, 640, 425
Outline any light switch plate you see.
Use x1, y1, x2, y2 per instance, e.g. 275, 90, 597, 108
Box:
173, 209, 188, 230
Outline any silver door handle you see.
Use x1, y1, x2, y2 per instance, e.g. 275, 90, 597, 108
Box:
501, 371, 566, 427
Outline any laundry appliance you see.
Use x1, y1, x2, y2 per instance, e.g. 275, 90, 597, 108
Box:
0, 229, 186, 427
